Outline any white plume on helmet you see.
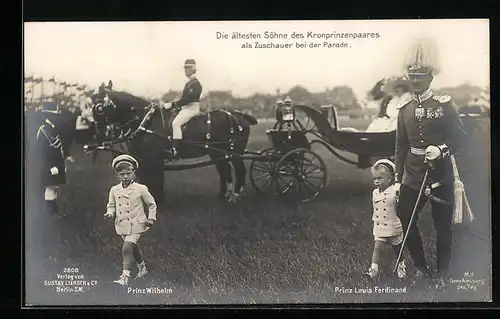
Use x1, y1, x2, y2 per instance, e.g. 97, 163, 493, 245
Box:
401, 37, 441, 75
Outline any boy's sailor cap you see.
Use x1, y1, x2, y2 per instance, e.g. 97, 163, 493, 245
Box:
373, 159, 396, 175
112, 154, 139, 171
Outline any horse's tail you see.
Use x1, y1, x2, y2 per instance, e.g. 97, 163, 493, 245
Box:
229, 110, 258, 126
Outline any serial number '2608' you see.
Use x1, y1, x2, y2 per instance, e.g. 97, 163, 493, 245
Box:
63, 268, 79, 273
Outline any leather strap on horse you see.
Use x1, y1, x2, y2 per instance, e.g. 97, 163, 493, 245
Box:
205, 110, 212, 146
159, 104, 166, 129
218, 109, 240, 152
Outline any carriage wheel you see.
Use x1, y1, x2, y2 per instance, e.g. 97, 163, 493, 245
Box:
249, 148, 280, 194
273, 148, 327, 202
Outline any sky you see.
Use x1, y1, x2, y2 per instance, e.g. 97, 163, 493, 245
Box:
24, 19, 490, 100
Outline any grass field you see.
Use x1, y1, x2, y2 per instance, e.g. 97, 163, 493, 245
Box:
24, 117, 492, 305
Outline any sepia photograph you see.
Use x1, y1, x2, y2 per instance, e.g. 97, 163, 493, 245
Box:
23, 19, 491, 305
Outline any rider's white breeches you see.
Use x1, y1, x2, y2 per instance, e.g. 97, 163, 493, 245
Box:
172, 102, 200, 139
44, 186, 59, 201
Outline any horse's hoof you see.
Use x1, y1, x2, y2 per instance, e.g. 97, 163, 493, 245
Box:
229, 193, 241, 204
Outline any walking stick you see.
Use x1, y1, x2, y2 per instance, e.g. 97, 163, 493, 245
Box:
393, 169, 430, 274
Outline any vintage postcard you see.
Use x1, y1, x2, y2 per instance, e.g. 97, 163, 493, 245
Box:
23, 19, 491, 306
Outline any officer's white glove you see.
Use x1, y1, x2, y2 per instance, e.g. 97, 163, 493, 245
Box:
393, 183, 401, 202
425, 145, 442, 162
50, 166, 59, 175
163, 102, 173, 109
104, 212, 114, 221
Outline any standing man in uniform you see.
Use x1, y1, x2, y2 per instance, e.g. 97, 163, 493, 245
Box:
393, 38, 467, 288
163, 59, 203, 156
32, 100, 74, 218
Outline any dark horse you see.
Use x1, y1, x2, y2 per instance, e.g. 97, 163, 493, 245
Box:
89, 90, 258, 203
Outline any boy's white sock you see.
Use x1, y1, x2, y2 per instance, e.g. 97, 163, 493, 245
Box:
122, 270, 131, 276
371, 263, 379, 270
137, 261, 146, 270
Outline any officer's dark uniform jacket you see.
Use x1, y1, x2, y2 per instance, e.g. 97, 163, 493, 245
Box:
394, 88, 467, 190
33, 109, 69, 187
171, 75, 203, 109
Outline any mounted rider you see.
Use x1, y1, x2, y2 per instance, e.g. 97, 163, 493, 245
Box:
162, 59, 203, 156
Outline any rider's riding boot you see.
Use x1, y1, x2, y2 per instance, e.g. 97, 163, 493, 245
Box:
172, 139, 180, 157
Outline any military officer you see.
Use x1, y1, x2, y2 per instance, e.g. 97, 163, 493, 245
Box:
163, 59, 203, 156
393, 38, 467, 289
32, 100, 71, 218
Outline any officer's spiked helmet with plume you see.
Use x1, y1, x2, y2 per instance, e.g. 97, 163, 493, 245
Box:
402, 37, 441, 76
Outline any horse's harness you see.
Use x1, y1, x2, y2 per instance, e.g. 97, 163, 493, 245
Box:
153, 103, 244, 150
94, 95, 145, 139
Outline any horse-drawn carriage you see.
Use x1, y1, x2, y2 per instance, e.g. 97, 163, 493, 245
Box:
83, 91, 397, 203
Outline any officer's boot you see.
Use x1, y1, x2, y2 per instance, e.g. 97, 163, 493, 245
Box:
171, 139, 180, 158
413, 265, 432, 286
46, 200, 62, 219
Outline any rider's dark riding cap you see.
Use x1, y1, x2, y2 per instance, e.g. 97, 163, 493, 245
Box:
184, 59, 196, 68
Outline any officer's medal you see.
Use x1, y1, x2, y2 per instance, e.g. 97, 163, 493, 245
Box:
415, 105, 425, 121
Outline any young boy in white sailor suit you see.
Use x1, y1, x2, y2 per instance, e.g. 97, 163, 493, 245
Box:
104, 154, 157, 286
366, 159, 407, 279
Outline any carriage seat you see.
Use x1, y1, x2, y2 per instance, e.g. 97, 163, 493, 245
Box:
338, 127, 397, 133
339, 127, 361, 132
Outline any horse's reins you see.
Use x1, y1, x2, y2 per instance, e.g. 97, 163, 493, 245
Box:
159, 103, 166, 129
110, 99, 246, 157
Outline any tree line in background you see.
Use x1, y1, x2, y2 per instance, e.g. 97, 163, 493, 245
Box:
24, 75, 489, 119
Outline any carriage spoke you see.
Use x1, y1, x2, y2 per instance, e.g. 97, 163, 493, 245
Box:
252, 165, 274, 173
302, 164, 324, 175
303, 178, 322, 192
261, 175, 273, 188
277, 176, 297, 195
250, 148, 278, 193
253, 173, 272, 180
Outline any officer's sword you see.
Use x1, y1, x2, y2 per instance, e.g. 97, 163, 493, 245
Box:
393, 168, 430, 274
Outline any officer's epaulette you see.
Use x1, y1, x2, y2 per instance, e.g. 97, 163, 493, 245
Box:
433, 95, 451, 103
396, 93, 413, 109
